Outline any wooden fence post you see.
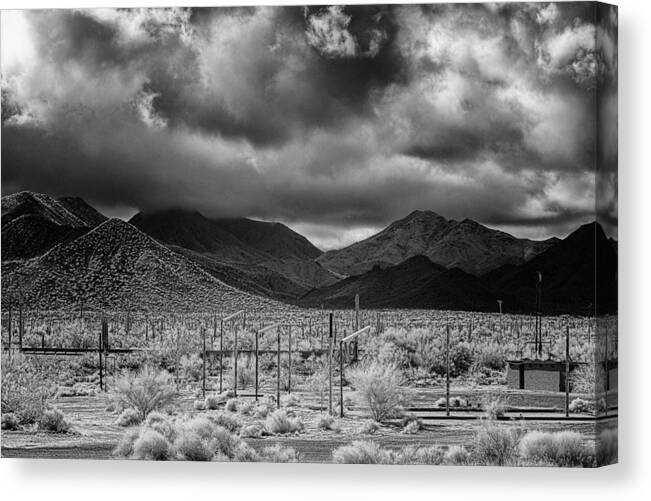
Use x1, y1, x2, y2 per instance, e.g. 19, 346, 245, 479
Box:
202, 327, 207, 398
233, 322, 239, 397
288, 325, 292, 394
255, 328, 259, 402
219, 318, 224, 393
276, 326, 281, 408
339, 339, 344, 418
328, 312, 333, 415
446, 323, 450, 417
565, 325, 570, 417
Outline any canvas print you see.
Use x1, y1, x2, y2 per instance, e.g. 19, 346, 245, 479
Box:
0, 2, 617, 466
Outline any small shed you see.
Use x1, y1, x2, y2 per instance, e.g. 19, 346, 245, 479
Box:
507, 359, 582, 392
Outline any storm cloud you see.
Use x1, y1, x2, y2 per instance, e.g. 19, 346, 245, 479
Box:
1, 3, 618, 248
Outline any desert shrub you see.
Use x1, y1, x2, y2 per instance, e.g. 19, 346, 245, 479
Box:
237, 401, 253, 415
474, 344, 506, 371
451, 342, 474, 376
450, 396, 469, 408
113, 366, 178, 421
357, 420, 380, 435
116, 408, 142, 427
113, 428, 141, 457
236, 356, 255, 390
519, 430, 593, 467
596, 428, 618, 466
445, 445, 470, 465
208, 411, 242, 433
204, 394, 222, 410
1, 354, 55, 424
569, 398, 593, 414
305, 359, 329, 410
254, 402, 273, 419
132, 429, 172, 460
262, 444, 299, 463
317, 413, 340, 432
212, 425, 244, 459
232, 442, 261, 462
265, 409, 304, 435
552, 431, 593, 467
193, 400, 207, 411
179, 353, 202, 382
393, 445, 445, 465
146, 414, 176, 441
347, 361, 407, 422
332, 440, 391, 464
185, 416, 216, 440
401, 420, 420, 435
281, 393, 300, 407
225, 398, 239, 412
481, 396, 507, 420
240, 423, 264, 438
173, 430, 214, 461
1, 413, 20, 431
38, 407, 71, 433
473, 422, 520, 466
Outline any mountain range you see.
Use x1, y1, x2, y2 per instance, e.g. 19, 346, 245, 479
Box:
0, 191, 617, 315
317, 210, 559, 276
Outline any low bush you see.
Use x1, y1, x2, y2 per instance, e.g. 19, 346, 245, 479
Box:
317, 413, 340, 432
232, 442, 261, 462
193, 400, 206, 411
1, 354, 55, 425
281, 394, 300, 408
481, 396, 507, 420
212, 425, 244, 459
225, 398, 239, 412
265, 409, 304, 435
174, 429, 214, 461
113, 366, 178, 421
401, 420, 420, 435
208, 411, 241, 433
519, 430, 593, 467
474, 344, 506, 371
254, 402, 273, 419
113, 428, 141, 457
240, 423, 264, 438
132, 429, 172, 460
261, 444, 299, 463
204, 394, 222, 410
38, 407, 71, 433
1, 413, 20, 431
116, 408, 142, 427
332, 440, 391, 464
444, 445, 470, 465
237, 401, 254, 415
393, 445, 444, 465
347, 361, 406, 422
179, 353, 202, 382
357, 420, 380, 435
473, 422, 519, 466
569, 398, 593, 414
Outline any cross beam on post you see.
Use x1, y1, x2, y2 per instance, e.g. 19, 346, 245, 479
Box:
339, 326, 371, 417
257, 323, 280, 402
222, 310, 245, 396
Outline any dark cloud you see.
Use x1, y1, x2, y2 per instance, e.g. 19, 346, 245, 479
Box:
1, 3, 618, 248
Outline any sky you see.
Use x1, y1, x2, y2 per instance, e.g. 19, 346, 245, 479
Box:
1, 3, 618, 250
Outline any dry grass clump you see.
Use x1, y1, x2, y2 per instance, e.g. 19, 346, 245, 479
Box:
392, 445, 445, 465
1, 413, 20, 431
444, 445, 470, 465
174, 429, 214, 461
261, 444, 299, 463
401, 420, 421, 435
225, 398, 239, 412
474, 422, 520, 466
519, 430, 593, 467
481, 396, 507, 420
38, 407, 72, 433
1, 354, 55, 425
357, 420, 380, 435
132, 429, 172, 460
332, 440, 391, 464
317, 413, 340, 432
347, 361, 407, 422
264, 409, 304, 435
207, 411, 242, 433
568, 398, 593, 414
204, 394, 222, 410
113, 366, 177, 421
116, 408, 142, 427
